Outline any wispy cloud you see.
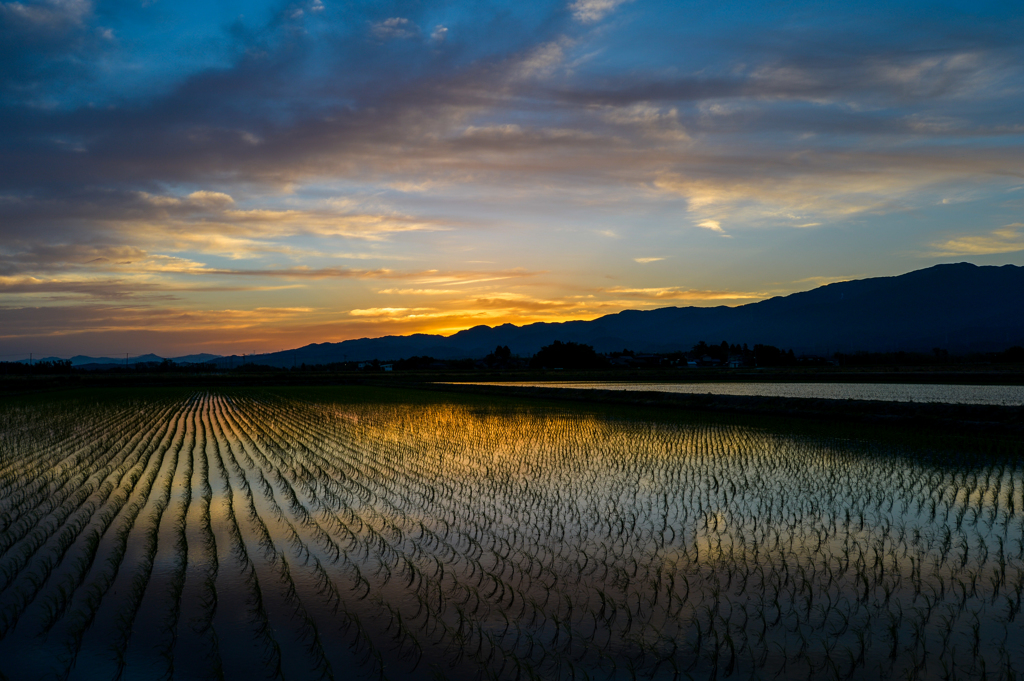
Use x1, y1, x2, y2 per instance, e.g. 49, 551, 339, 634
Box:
928, 224, 1024, 256
696, 219, 731, 237
512, 42, 566, 80
349, 307, 420, 317
790, 274, 857, 286
370, 17, 417, 40
410, 270, 539, 286
602, 286, 766, 301
569, 0, 632, 24
2, 0, 1023, 356
377, 288, 461, 295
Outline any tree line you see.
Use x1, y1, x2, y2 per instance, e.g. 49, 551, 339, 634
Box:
5, 343, 1023, 375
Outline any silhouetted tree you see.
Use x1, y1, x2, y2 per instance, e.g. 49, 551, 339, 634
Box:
485, 345, 513, 367
530, 341, 608, 370
0, 360, 73, 375
690, 341, 729, 361
752, 344, 798, 367
395, 355, 438, 370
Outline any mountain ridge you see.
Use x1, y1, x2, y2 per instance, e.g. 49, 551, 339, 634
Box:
234, 262, 1024, 366
24, 352, 224, 367
16, 263, 1021, 367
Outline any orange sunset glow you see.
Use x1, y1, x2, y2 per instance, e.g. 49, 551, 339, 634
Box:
1, 0, 1022, 359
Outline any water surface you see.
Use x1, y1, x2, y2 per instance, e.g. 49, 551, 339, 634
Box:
457, 380, 1024, 405
1, 387, 1022, 680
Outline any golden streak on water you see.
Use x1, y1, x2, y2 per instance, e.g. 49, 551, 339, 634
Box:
0, 388, 1021, 680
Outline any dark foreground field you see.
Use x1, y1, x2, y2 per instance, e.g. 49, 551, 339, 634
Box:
1, 386, 1023, 680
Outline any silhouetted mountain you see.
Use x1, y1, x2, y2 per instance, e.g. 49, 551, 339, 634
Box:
26, 353, 223, 367
173, 353, 223, 364
65, 353, 164, 366
226, 262, 1024, 366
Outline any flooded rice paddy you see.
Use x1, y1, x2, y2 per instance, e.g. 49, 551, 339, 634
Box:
0, 387, 1022, 680
455, 381, 1024, 406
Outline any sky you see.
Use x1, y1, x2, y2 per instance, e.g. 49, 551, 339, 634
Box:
1, 0, 1023, 359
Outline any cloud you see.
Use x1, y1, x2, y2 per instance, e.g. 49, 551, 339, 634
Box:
216, 208, 451, 240
0, 0, 105, 100
0, 303, 328, 341
187, 190, 235, 208
377, 288, 461, 295
348, 307, 416, 317
568, 0, 631, 24
410, 269, 538, 286
1, 189, 462, 272
790, 274, 856, 286
183, 266, 395, 279
351, 292, 599, 322
651, 151, 1024, 229
0, 275, 169, 300
371, 17, 416, 40
0, 243, 148, 276
513, 42, 565, 80
0, 261, 540, 310
602, 286, 765, 301
554, 40, 1022, 109
928, 224, 1024, 256
602, 104, 689, 141
633, 257, 663, 263
0, 0, 91, 29
2, 10, 1019, 217
1, 0, 1023, 357
0, 274, 296, 300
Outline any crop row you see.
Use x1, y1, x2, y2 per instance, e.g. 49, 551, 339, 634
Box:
0, 389, 1021, 680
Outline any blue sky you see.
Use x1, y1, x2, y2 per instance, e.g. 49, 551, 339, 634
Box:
1, 0, 1022, 357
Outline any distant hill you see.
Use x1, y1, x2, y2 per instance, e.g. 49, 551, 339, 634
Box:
231, 262, 1024, 366
27, 352, 223, 367
172, 353, 223, 365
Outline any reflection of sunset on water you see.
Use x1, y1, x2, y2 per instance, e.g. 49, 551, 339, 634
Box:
1, 387, 1022, 679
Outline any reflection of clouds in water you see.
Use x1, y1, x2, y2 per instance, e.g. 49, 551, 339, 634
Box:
1, 389, 1022, 680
